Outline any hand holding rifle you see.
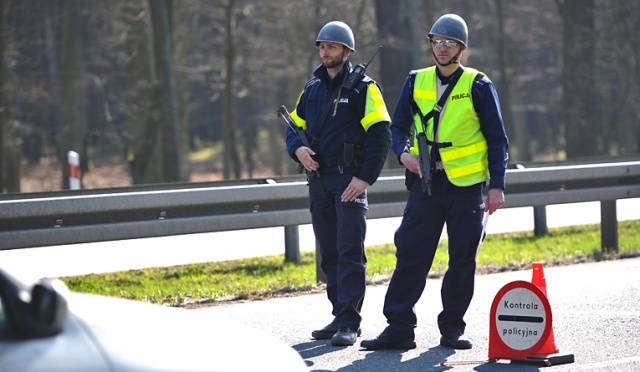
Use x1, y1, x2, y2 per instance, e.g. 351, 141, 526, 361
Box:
278, 105, 320, 178
399, 140, 431, 195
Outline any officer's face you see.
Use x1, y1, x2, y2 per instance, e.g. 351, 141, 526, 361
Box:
318, 42, 348, 69
430, 34, 463, 65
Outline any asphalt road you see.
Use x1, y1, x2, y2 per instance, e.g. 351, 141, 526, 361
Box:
192, 258, 640, 372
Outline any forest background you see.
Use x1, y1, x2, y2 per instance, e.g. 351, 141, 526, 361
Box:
0, 0, 638, 193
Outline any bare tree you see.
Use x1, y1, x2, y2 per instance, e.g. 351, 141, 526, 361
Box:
563, 0, 597, 158
149, 0, 183, 182
220, 0, 241, 179
493, 0, 528, 160
0, 0, 6, 192
172, 2, 197, 180
60, 0, 86, 189
122, 0, 162, 184
623, 3, 640, 153
264, 2, 284, 176
2, 0, 639, 194
604, 1, 640, 155
234, 0, 257, 177
374, 0, 421, 116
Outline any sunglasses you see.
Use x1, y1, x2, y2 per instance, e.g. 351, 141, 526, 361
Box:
431, 39, 458, 49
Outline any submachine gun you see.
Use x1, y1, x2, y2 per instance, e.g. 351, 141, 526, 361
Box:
416, 131, 432, 195
278, 105, 320, 178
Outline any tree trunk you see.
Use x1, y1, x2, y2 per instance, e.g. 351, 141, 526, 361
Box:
237, 8, 256, 178
375, 0, 420, 168
563, 0, 597, 159
173, 5, 192, 181
0, 0, 5, 192
124, 0, 162, 184
374, 0, 420, 116
221, 0, 241, 179
266, 3, 285, 176
149, 0, 182, 182
60, 0, 85, 189
494, 0, 531, 162
617, 1, 640, 154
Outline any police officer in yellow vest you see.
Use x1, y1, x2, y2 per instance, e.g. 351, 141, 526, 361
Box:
361, 14, 509, 351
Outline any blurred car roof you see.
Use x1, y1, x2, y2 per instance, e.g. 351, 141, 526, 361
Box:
0, 266, 308, 372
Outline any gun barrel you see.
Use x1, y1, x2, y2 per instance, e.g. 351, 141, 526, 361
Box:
278, 106, 297, 131
417, 133, 431, 195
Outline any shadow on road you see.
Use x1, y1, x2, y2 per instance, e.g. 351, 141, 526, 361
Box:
294, 341, 461, 371
294, 339, 346, 360
294, 339, 547, 371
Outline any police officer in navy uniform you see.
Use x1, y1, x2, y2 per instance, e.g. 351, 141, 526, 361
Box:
286, 21, 391, 346
361, 14, 509, 351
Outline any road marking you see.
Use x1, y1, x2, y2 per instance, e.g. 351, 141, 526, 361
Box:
554, 356, 640, 370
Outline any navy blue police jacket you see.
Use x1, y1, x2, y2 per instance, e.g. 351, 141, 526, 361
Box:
286, 62, 391, 185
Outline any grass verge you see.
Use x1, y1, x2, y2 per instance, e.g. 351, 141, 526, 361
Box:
61, 220, 640, 307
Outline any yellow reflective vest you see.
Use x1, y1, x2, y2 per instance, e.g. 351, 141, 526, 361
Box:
410, 66, 490, 186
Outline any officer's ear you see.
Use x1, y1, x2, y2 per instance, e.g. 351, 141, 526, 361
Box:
343, 47, 352, 59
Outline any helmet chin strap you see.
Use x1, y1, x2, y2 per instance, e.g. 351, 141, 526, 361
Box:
432, 49, 462, 67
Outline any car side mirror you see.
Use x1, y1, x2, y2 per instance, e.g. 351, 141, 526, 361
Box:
28, 279, 68, 338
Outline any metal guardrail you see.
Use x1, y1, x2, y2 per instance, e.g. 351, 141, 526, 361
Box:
1, 161, 639, 252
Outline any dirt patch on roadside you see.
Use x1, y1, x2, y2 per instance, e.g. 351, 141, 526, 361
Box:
19, 158, 268, 193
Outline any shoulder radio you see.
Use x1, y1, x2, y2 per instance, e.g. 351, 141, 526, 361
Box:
343, 46, 382, 90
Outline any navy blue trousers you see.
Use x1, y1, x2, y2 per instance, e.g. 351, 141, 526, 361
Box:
382, 170, 484, 337
309, 171, 367, 330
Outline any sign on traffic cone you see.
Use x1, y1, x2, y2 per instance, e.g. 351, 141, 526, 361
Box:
487, 263, 574, 366
530, 262, 559, 355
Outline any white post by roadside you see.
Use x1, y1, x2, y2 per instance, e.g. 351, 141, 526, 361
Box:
67, 150, 81, 190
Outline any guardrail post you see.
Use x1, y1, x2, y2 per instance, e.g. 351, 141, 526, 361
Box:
533, 206, 548, 235
284, 226, 301, 264
600, 200, 618, 253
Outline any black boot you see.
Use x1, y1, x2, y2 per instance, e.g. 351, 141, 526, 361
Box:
360, 327, 416, 350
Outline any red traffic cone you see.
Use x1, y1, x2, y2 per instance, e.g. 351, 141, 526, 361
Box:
531, 262, 559, 355
531, 262, 548, 295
